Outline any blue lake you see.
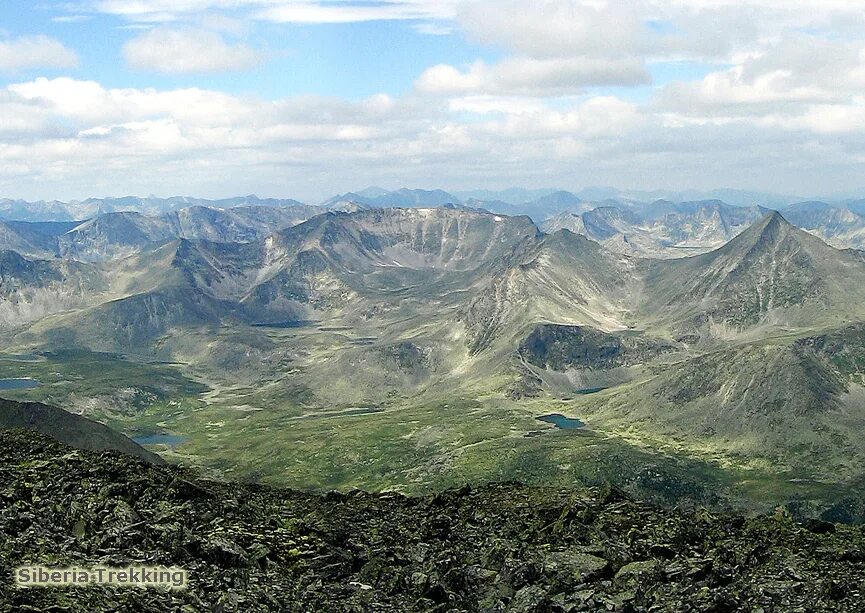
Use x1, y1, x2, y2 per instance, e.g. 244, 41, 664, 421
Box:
536, 414, 586, 429
0, 378, 40, 390
133, 434, 188, 448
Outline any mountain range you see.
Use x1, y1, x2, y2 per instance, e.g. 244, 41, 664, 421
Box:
0, 202, 865, 512
8, 189, 865, 262
0, 194, 309, 222
5, 201, 865, 517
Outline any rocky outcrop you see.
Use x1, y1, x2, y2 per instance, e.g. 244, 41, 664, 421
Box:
2, 430, 864, 612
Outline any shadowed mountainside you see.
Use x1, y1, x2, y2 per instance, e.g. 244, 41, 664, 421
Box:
0, 398, 163, 464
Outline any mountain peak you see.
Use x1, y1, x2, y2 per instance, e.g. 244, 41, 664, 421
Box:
753, 209, 797, 240
721, 210, 798, 254
762, 209, 789, 225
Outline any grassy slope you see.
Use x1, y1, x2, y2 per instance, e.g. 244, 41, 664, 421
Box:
0, 341, 853, 517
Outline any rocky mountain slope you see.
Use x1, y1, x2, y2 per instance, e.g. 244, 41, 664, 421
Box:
541, 201, 769, 258
529, 197, 865, 257
3, 208, 859, 365
0, 250, 107, 326
781, 201, 865, 250
0, 205, 320, 263
639, 211, 865, 332
1, 429, 863, 613
21, 207, 543, 351
322, 188, 461, 209
0, 220, 79, 259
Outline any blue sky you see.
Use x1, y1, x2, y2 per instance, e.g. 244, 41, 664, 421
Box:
3, 3, 499, 98
0, 1, 864, 202
3, 2, 708, 102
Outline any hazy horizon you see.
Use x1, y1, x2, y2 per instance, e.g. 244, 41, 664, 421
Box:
0, 184, 859, 208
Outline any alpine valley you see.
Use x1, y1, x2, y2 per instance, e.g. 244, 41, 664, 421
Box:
6, 190, 865, 521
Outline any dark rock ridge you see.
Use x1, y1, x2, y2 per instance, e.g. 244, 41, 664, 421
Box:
519, 324, 674, 371
1, 429, 864, 612
0, 398, 163, 465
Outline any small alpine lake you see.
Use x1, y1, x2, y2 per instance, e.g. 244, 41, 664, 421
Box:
536, 414, 586, 430
0, 378, 40, 390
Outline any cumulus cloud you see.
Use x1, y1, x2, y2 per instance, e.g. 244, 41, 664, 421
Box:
0, 78, 444, 196
651, 33, 865, 140
0, 35, 79, 73
457, 2, 648, 60
456, 1, 865, 62
435, 1, 763, 100
656, 65, 838, 117
416, 57, 650, 96
0, 77, 649, 199
123, 28, 263, 73
14, 0, 865, 199
6, 74, 865, 202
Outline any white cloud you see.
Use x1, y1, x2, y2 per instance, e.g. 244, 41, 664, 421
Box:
435, 1, 759, 99
656, 66, 839, 115
8, 77, 253, 125
412, 22, 454, 36
473, 96, 642, 140
93, 0, 242, 20
774, 103, 865, 135
88, 0, 460, 24
13, 1, 865, 200
122, 28, 263, 73
457, 1, 865, 63
2, 78, 430, 159
8, 75, 865, 203
0, 77, 646, 200
653, 33, 865, 134
416, 57, 650, 96
446, 96, 550, 115
254, 1, 458, 24
457, 1, 648, 60
0, 35, 79, 72
51, 15, 92, 23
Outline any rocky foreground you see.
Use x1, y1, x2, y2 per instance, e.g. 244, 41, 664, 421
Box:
1, 430, 864, 612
